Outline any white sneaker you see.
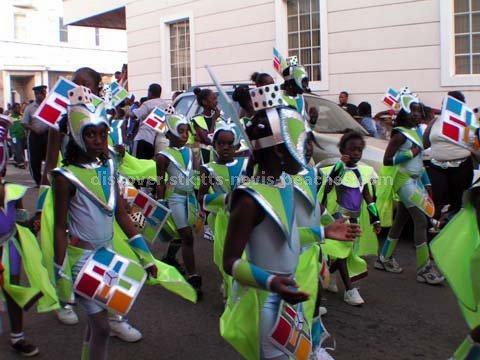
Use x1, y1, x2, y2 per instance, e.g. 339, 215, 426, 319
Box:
204, 226, 214, 242
319, 306, 327, 316
416, 264, 444, 285
374, 256, 403, 273
55, 305, 79, 325
313, 347, 335, 360
326, 276, 338, 293
109, 318, 142, 342
344, 288, 364, 306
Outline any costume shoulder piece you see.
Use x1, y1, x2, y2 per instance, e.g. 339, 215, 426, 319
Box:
293, 166, 318, 208
394, 126, 423, 149
205, 158, 248, 193
191, 115, 209, 131
52, 159, 116, 215
236, 175, 295, 246
160, 147, 193, 177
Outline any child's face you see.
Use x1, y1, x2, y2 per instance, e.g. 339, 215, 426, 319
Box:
204, 93, 218, 110
342, 138, 364, 166
176, 124, 189, 145
214, 131, 236, 161
409, 103, 422, 126
82, 124, 108, 158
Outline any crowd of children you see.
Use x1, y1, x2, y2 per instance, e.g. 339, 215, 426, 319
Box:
0, 52, 478, 360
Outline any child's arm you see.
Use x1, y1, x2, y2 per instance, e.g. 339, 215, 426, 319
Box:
52, 174, 73, 277
383, 132, 419, 166
115, 182, 158, 278
155, 154, 169, 200
362, 184, 381, 234
223, 191, 309, 305
197, 166, 218, 211
41, 129, 63, 185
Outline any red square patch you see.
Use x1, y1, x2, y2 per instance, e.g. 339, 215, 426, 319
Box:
271, 317, 291, 346
442, 122, 460, 142
37, 104, 61, 125
76, 273, 101, 298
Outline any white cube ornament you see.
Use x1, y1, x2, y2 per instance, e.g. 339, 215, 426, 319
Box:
250, 84, 285, 111
68, 86, 94, 105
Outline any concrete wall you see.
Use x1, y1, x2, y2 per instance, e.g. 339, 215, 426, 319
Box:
125, 0, 479, 111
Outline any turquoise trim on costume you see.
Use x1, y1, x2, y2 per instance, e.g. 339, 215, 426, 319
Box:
381, 237, 397, 258
204, 193, 226, 213
180, 147, 191, 170
36, 185, 50, 212
95, 165, 112, 204
232, 258, 273, 291
421, 170, 431, 186
393, 150, 414, 165
228, 158, 247, 190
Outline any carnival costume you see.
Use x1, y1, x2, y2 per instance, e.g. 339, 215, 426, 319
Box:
318, 161, 379, 281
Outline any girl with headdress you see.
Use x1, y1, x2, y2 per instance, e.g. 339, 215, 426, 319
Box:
156, 114, 202, 298
319, 131, 381, 307
221, 96, 359, 359
198, 120, 248, 301
0, 115, 58, 357
376, 99, 444, 285
51, 88, 159, 359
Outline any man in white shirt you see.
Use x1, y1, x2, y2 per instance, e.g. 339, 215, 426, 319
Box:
131, 83, 168, 159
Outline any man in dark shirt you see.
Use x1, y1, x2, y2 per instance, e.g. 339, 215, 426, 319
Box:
338, 91, 358, 118
22, 85, 48, 186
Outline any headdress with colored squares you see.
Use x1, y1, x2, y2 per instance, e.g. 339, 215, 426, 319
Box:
67, 86, 109, 152
382, 86, 420, 113
166, 113, 189, 138
248, 83, 309, 168
273, 48, 309, 93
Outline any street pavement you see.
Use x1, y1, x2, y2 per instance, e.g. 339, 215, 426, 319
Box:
0, 165, 468, 359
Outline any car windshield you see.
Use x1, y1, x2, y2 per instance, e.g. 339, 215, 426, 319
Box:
174, 95, 195, 115
305, 94, 367, 134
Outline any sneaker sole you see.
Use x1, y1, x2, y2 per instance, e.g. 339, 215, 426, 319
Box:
11, 347, 39, 357
110, 331, 142, 343
344, 299, 364, 306
416, 275, 444, 285
374, 261, 403, 274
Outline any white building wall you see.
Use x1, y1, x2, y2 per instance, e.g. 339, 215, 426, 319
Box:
0, 0, 127, 107
125, 0, 479, 111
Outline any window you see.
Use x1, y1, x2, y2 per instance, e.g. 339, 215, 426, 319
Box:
453, 0, 480, 74
13, 13, 27, 40
59, 17, 68, 42
170, 20, 191, 92
95, 28, 100, 46
287, 0, 321, 81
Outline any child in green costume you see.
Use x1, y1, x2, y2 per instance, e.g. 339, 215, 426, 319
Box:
432, 183, 480, 359
222, 102, 359, 359
320, 131, 380, 306
198, 120, 247, 301
0, 164, 59, 357
376, 102, 443, 285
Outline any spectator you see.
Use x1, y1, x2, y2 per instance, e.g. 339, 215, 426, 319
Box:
308, 106, 318, 128
172, 91, 183, 102
9, 103, 26, 168
423, 90, 473, 220
339, 91, 358, 118
114, 71, 122, 83
21, 85, 48, 185
131, 83, 168, 159
357, 101, 378, 137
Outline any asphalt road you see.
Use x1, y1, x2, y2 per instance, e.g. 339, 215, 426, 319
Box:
0, 165, 468, 359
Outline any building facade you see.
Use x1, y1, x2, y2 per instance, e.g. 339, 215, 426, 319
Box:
0, 0, 127, 109
64, 0, 480, 112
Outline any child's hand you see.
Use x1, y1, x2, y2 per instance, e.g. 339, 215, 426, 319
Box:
270, 276, 309, 305
340, 154, 350, 164
411, 144, 421, 156
325, 218, 361, 241
373, 222, 382, 234
145, 264, 158, 279
114, 144, 126, 158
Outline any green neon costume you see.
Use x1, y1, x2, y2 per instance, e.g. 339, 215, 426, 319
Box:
318, 163, 379, 281
41, 159, 197, 305
1, 184, 59, 313
221, 175, 320, 359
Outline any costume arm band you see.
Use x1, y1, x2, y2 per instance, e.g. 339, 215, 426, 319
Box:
453, 335, 480, 360
392, 150, 414, 165
298, 226, 325, 245
367, 202, 380, 224
203, 193, 226, 213
329, 160, 346, 179
232, 258, 275, 291
36, 185, 50, 213
421, 170, 431, 186
128, 235, 155, 268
